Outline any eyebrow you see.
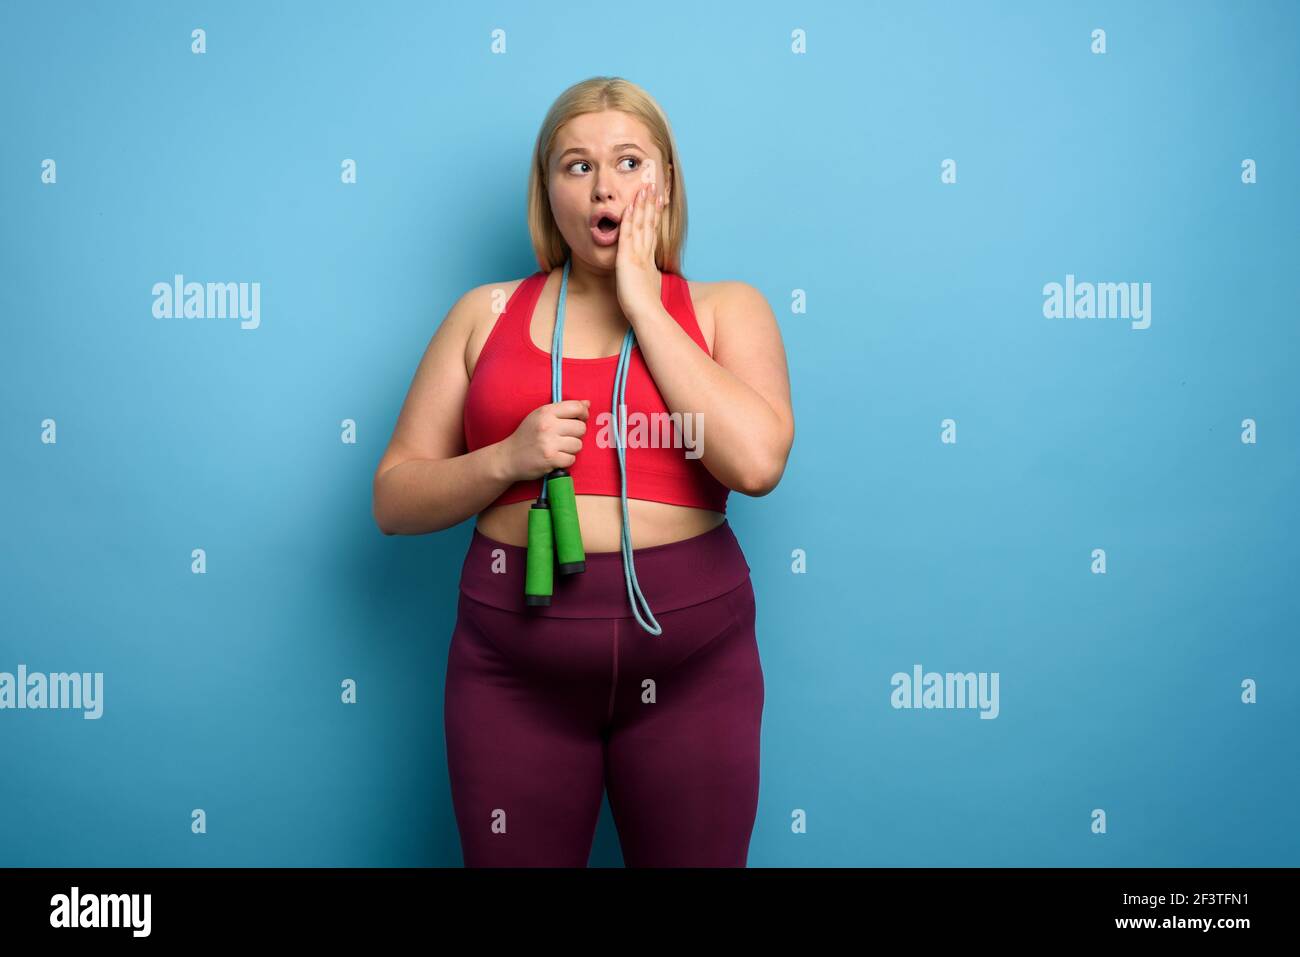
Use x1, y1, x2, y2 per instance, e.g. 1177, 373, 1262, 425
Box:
558, 143, 645, 160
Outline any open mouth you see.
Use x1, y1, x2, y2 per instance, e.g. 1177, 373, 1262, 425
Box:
595, 215, 620, 235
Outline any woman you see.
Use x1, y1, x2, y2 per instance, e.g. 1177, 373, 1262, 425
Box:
372, 77, 794, 866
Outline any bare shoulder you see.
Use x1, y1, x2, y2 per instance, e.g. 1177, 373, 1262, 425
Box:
460, 276, 532, 379
454, 275, 529, 328
685, 279, 776, 353
684, 279, 731, 354
686, 278, 772, 318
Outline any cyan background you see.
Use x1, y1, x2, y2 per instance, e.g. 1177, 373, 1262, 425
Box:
2, 0, 1296, 866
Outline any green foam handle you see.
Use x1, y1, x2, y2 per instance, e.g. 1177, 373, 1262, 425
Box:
546, 469, 586, 574
524, 501, 554, 605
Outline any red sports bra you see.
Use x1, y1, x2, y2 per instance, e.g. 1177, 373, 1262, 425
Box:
463, 269, 730, 514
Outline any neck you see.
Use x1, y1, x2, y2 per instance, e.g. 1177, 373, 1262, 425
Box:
564, 255, 620, 309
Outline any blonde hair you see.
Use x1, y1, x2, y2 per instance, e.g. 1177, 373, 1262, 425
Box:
527, 76, 687, 275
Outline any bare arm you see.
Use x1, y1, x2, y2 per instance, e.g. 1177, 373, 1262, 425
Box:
372, 283, 592, 536
372, 285, 513, 536
631, 281, 795, 496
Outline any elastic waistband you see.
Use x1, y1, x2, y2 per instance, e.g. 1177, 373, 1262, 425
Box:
459, 519, 751, 618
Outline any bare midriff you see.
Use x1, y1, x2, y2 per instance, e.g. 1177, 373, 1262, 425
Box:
475, 495, 725, 551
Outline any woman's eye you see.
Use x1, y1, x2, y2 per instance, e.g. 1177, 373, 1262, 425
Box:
567, 158, 640, 174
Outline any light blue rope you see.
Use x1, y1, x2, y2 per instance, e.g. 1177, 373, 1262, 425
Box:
611, 326, 663, 635
540, 259, 573, 506
549, 257, 661, 635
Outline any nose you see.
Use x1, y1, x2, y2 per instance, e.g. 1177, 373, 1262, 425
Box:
591, 169, 618, 202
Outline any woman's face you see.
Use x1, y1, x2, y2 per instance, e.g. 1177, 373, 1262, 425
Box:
548, 109, 670, 267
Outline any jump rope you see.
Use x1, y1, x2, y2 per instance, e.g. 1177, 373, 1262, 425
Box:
523, 257, 664, 636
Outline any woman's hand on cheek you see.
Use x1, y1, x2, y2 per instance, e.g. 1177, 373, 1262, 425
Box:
614, 173, 665, 325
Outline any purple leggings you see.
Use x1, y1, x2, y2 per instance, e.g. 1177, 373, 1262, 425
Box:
444, 519, 764, 867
